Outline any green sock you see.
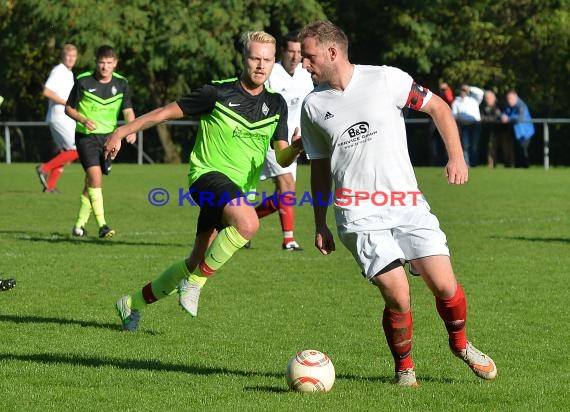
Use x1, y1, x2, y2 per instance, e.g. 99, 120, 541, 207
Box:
87, 187, 106, 227
186, 226, 249, 289
202, 226, 249, 273
74, 194, 92, 229
130, 260, 191, 310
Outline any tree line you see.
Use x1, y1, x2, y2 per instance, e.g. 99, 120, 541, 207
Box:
1, 0, 568, 164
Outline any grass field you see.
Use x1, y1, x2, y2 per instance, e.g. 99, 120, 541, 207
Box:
1, 163, 569, 411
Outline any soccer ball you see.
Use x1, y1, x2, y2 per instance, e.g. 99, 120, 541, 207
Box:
285, 349, 335, 392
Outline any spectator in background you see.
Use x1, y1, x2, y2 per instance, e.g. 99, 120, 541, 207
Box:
36, 44, 79, 193
451, 84, 484, 166
481, 90, 513, 168
427, 82, 454, 166
501, 90, 535, 168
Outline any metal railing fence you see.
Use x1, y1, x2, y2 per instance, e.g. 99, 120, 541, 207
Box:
1, 119, 569, 169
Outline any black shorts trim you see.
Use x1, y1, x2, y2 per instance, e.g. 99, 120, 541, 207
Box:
190, 171, 244, 234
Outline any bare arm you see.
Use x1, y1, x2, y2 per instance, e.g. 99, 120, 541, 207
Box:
274, 127, 304, 167
311, 158, 335, 255
43, 87, 67, 106
122, 107, 137, 144
420, 94, 468, 184
105, 102, 184, 159
65, 105, 96, 131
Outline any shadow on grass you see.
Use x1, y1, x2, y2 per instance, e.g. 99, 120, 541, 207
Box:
0, 230, 187, 248
490, 235, 570, 244
0, 352, 423, 385
0, 314, 159, 335
0, 352, 286, 379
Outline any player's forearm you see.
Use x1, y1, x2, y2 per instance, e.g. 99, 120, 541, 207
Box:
425, 96, 464, 161
43, 88, 66, 106
113, 105, 178, 140
123, 108, 136, 124
275, 142, 302, 167
65, 106, 88, 125
310, 159, 332, 228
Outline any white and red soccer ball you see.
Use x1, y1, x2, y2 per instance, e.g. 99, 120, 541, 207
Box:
285, 349, 335, 392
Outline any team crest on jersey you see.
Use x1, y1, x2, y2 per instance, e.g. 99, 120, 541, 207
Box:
262, 102, 269, 116
111, 86, 117, 96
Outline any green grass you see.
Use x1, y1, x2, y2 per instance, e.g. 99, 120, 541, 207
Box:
1, 163, 569, 411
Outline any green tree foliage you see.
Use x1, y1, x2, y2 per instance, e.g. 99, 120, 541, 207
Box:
0, 0, 325, 161
333, 0, 569, 116
1, 0, 568, 163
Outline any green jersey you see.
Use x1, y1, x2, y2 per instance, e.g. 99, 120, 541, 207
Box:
67, 71, 133, 135
177, 78, 288, 193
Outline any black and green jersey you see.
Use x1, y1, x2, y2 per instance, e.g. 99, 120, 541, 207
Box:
177, 78, 288, 193
67, 71, 133, 135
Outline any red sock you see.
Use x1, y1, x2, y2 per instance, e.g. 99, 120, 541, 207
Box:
435, 283, 468, 351
43, 150, 79, 173
278, 193, 295, 239
47, 167, 63, 190
255, 197, 278, 218
382, 307, 414, 372
141, 283, 158, 304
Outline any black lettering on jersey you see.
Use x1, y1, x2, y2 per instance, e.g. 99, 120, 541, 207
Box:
405, 82, 430, 111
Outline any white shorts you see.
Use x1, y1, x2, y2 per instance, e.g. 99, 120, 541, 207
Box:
260, 149, 297, 181
49, 115, 76, 151
337, 204, 449, 280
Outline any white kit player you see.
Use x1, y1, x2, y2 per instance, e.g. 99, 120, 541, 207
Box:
253, 30, 314, 251
299, 21, 497, 387
36, 44, 79, 193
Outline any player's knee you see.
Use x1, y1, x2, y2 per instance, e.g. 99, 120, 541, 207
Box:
234, 214, 259, 239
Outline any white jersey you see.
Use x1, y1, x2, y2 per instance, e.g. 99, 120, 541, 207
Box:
266, 62, 314, 142
301, 65, 432, 224
44, 63, 75, 123
260, 61, 314, 180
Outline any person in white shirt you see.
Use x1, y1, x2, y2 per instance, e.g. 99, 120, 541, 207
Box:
36, 44, 79, 193
299, 20, 496, 387
253, 30, 314, 251
451, 84, 484, 166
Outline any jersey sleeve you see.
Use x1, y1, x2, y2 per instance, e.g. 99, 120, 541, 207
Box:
387, 66, 432, 111
300, 99, 330, 159
120, 80, 133, 110
270, 94, 289, 147
44, 66, 61, 92
65, 79, 81, 108
176, 84, 218, 116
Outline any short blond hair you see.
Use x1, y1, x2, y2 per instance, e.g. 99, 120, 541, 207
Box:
61, 43, 77, 59
241, 31, 276, 59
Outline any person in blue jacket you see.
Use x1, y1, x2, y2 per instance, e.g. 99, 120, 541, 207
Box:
501, 90, 535, 168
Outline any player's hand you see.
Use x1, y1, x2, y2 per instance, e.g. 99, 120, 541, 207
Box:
290, 127, 304, 153
125, 133, 137, 144
315, 226, 335, 255
445, 157, 469, 185
84, 119, 97, 131
104, 135, 122, 160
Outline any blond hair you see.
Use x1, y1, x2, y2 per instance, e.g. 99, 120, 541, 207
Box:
241, 31, 276, 59
61, 43, 77, 59
299, 21, 349, 56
